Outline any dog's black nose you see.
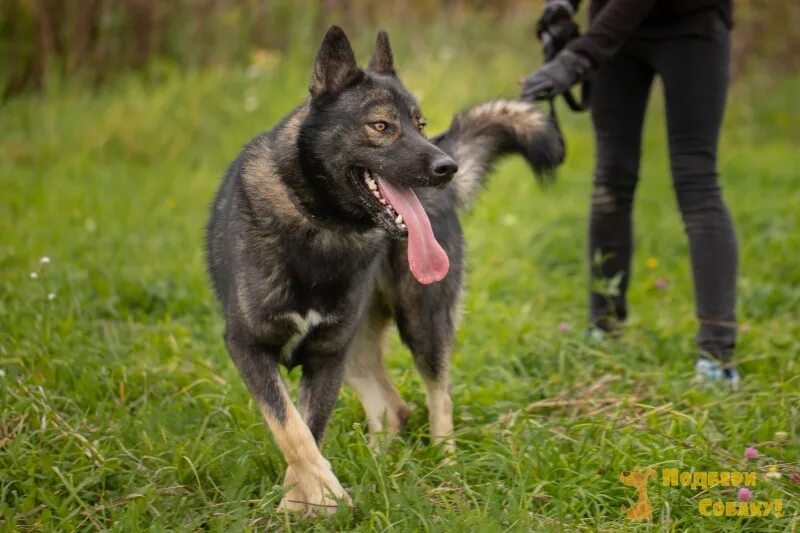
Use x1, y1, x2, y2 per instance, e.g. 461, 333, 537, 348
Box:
431, 156, 458, 179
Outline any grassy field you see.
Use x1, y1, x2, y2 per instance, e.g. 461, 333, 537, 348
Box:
1, 21, 799, 531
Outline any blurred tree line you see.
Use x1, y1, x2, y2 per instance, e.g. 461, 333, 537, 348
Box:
2, 0, 798, 99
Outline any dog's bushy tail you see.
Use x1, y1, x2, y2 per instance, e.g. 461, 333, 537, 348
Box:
431, 99, 563, 209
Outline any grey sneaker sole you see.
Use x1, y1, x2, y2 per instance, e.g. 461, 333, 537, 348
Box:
694, 358, 741, 391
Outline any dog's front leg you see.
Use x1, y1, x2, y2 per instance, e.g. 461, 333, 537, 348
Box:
297, 350, 347, 444
225, 327, 351, 515
288, 339, 353, 513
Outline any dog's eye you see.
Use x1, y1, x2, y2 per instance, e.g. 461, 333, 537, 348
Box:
417, 118, 427, 132
370, 121, 388, 132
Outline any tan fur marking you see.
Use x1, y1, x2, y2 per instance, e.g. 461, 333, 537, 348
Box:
344, 315, 409, 447
414, 114, 427, 134
422, 373, 455, 454
258, 379, 351, 514
281, 104, 307, 139
241, 105, 311, 226
364, 105, 401, 145
467, 100, 546, 135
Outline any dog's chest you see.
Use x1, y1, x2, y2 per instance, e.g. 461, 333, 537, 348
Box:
278, 309, 330, 362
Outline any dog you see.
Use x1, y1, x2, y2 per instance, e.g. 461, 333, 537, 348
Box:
205, 25, 561, 514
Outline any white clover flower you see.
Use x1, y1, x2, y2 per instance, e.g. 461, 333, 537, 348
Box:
48, 292, 56, 301
40, 256, 51, 264
765, 466, 782, 480
0, 369, 6, 377
30, 272, 38, 279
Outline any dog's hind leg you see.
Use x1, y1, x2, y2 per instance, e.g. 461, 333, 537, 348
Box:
406, 333, 456, 454
343, 299, 410, 446
225, 325, 351, 515
391, 224, 464, 454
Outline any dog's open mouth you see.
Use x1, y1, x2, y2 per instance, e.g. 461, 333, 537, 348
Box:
360, 169, 408, 235
357, 168, 450, 285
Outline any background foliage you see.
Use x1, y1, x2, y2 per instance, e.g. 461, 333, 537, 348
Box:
2, 0, 800, 98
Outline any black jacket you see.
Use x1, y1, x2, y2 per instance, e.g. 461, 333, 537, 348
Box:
565, 0, 733, 65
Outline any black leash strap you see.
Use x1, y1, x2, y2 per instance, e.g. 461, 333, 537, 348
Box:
540, 26, 592, 113
547, 80, 590, 166
562, 78, 592, 112
548, 100, 566, 166
540, 25, 592, 164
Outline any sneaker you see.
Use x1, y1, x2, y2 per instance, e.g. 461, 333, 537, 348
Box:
694, 357, 741, 391
585, 325, 608, 344
585, 318, 623, 344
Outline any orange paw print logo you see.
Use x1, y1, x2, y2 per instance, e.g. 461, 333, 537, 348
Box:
620, 466, 657, 521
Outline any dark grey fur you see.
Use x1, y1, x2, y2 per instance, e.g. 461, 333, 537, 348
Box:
206, 26, 560, 457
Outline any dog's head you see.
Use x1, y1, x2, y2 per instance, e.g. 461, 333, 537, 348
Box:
296, 26, 456, 283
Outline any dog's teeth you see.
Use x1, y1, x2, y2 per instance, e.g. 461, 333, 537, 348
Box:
372, 190, 380, 198
363, 169, 370, 180
400, 222, 407, 230
395, 214, 403, 224
379, 198, 387, 205
367, 179, 377, 191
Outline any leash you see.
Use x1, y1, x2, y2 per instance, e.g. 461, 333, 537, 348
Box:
540, 29, 592, 113
539, 27, 592, 165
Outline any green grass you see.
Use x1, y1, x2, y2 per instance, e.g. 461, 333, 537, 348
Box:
1, 21, 799, 532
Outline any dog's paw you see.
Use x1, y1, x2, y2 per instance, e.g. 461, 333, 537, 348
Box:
278, 461, 352, 515
439, 450, 457, 467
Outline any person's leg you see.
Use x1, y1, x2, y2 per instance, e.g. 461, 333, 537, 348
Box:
588, 45, 655, 331
654, 19, 738, 365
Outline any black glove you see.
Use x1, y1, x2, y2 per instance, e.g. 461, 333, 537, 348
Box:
536, 0, 577, 39
537, 1, 581, 68
540, 19, 581, 61
520, 49, 592, 102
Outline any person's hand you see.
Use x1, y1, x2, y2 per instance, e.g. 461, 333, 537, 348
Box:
536, 0, 576, 39
520, 49, 592, 101
540, 19, 581, 60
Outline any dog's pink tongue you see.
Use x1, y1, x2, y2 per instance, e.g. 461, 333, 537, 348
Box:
377, 178, 449, 284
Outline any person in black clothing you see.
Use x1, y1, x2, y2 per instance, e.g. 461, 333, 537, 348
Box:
521, 0, 740, 387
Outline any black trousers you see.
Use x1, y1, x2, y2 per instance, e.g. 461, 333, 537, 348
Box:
588, 17, 738, 361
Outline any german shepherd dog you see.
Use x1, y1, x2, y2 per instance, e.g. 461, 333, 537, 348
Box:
206, 26, 560, 514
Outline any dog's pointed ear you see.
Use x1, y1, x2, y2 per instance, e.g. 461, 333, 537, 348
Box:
368, 31, 395, 76
310, 26, 361, 97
